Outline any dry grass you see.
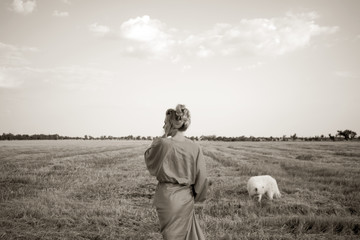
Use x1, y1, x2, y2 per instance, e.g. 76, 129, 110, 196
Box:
0, 140, 359, 239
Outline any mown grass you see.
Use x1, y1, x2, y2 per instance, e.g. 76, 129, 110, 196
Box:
0, 140, 359, 239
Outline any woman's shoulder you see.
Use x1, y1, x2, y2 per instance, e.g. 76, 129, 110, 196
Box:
152, 137, 172, 147
154, 137, 200, 150
184, 137, 197, 144
184, 138, 202, 151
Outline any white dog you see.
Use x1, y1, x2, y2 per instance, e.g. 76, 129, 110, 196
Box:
247, 175, 281, 202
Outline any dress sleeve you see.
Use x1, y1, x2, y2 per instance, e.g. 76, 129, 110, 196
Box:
144, 138, 164, 176
193, 147, 208, 203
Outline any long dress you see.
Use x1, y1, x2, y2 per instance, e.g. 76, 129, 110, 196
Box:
144, 137, 208, 240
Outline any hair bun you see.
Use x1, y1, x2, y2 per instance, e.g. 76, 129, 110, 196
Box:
163, 104, 191, 137
175, 104, 188, 121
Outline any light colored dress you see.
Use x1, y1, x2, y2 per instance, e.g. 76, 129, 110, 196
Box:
144, 137, 208, 240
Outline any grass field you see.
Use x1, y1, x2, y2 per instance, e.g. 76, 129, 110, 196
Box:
0, 140, 359, 240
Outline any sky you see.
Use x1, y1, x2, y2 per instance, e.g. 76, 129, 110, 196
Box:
0, 0, 359, 138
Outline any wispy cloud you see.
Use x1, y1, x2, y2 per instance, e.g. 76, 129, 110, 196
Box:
113, 12, 338, 61
88, 23, 111, 36
61, 0, 71, 4
335, 71, 358, 79
53, 10, 69, 17
0, 42, 38, 67
46, 66, 116, 91
0, 65, 116, 89
182, 65, 192, 72
235, 62, 264, 71
0, 42, 38, 52
11, 0, 36, 15
0, 67, 24, 88
0, 42, 117, 90
0, 66, 41, 88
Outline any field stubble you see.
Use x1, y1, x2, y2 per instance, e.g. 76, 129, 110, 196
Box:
0, 140, 359, 239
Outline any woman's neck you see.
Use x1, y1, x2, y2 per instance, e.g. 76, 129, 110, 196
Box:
171, 131, 186, 141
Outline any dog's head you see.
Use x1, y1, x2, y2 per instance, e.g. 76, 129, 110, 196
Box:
249, 184, 265, 197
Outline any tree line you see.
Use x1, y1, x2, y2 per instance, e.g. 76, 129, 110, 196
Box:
199, 130, 358, 142
0, 133, 152, 141
0, 130, 358, 141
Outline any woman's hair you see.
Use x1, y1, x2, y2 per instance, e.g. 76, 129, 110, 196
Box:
163, 104, 191, 137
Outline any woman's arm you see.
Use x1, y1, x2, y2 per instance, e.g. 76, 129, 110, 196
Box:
193, 147, 208, 203
144, 138, 164, 176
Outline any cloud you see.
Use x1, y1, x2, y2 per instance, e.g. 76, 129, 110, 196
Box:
182, 65, 192, 72
53, 10, 69, 17
0, 66, 40, 88
195, 45, 214, 58
335, 71, 358, 79
121, 15, 166, 42
11, 0, 36, 15
0, 42, 38, 67
0, 65, 117, 90
103, 12, 338, 61
0, 42, 116, 90
0, 67, 24, 88
0, 42, 38, 52
88, 23, 110, 36
120, 15, 175, 58
235, 62, 264, 71
46, 66, 116, 91
184, 12, 338, 57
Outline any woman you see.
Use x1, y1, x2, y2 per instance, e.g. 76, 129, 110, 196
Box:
144, 104, 208, 240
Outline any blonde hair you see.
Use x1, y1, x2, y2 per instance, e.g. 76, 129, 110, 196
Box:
163, 104, 191, 137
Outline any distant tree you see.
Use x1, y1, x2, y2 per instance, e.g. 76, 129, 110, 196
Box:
290, 133, 297, 141
125, 135, 133, 140
350, 131, 357, 139
2, 133, 15, 140
337, 130, 357, 140
329, 134, 335, 141
200, 135, 216, 141
189, 136, 199, 141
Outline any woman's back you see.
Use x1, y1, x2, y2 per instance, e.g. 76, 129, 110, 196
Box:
145, 137, 202, 186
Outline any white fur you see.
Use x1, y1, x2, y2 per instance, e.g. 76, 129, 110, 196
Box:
247, 175, 281, 202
